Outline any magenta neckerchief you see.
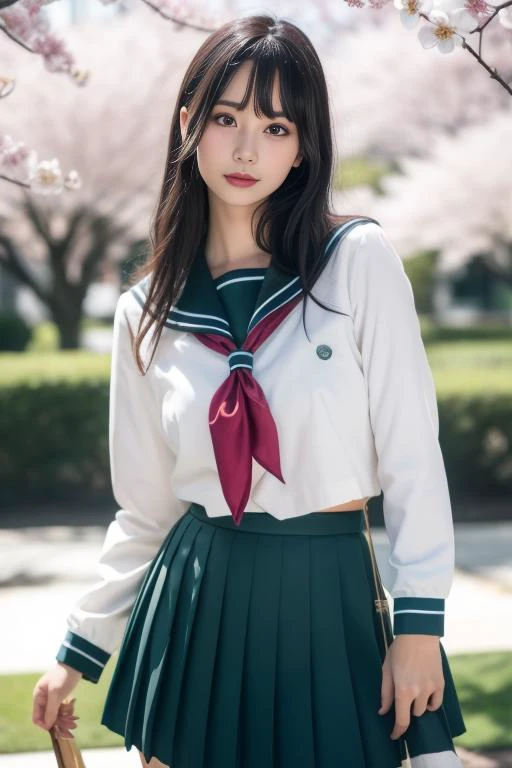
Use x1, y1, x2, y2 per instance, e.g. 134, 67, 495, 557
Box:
193, 294, 303, 525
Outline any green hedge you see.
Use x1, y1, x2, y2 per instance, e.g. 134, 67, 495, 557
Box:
0, 312, 33, 352
438, 395, 512, 494
0, 381, 110, 500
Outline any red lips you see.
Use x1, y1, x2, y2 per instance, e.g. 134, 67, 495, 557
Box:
225, 172, 258, 181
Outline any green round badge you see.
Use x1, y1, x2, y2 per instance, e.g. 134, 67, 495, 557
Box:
316, 344, 332, 360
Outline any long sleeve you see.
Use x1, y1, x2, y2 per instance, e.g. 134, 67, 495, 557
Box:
347, 222, 454, 636
55, 290, 188, 682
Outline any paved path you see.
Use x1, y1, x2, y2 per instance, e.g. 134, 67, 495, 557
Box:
0, 746, 141, 767
0, 743, 508, 767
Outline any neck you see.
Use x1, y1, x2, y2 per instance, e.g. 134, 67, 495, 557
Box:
205, 191, 270, 272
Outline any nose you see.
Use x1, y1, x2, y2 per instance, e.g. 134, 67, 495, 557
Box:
234, 130, 257, 164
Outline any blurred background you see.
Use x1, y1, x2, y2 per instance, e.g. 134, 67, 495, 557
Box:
0, 0, 511, 765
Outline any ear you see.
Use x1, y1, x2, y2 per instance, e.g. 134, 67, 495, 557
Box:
180, 106, 189, 142
292, 152, 303, 168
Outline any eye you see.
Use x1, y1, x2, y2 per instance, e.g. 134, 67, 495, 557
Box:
211, 113, 289, 136
212, 113, 236, 127
265, 124, 289, 136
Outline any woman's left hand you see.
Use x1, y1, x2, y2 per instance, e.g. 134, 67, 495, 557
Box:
378, 634, 445, 741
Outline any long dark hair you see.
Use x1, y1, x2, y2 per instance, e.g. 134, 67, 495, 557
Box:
131, 13, 362, 373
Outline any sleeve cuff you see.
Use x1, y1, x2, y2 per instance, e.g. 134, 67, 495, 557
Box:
393, 597, 445, 636
56, 630, 111, 684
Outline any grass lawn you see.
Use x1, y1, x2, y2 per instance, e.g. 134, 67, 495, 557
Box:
0, 650, 511, 754
0, 350, 110, 386
427, 340, 512, 395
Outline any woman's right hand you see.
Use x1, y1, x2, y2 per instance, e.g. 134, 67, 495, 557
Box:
32, 662, 83, 734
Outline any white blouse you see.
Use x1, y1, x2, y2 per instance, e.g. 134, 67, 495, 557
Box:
56, 218, 456, 679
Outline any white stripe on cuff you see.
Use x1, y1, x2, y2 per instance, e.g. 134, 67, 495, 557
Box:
61, 641, 106, 668
393, 609, 444, 615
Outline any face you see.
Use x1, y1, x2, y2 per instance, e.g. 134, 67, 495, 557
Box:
180, 60, 302, 209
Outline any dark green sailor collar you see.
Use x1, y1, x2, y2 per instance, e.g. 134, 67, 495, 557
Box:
130, 244, 304, 341
129, 217, 380, 340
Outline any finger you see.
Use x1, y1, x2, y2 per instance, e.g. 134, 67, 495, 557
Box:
412, 690, 431, 718
32, 687, 47, 728
58, 706, 76, 720
44, 693, 63, 730
426, 687, 444, 712
391, 692, 413, 739
56, 716, 78, 730
378, 658, 394, 715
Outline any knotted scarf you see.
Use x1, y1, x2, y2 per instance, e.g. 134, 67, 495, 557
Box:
193, 293, 303, 525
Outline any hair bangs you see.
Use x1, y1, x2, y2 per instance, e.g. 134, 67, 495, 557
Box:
220, 47, 306, 128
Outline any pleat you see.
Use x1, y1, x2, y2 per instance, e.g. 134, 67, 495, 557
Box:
309, 534, 366, 767
171, 525, 235, 768
357, 532, 408, 765
273, 534, 316, 768
203, 528, 259, 768
100, 513, 195, 737
239, 533, 282, 768
336, 532, 405, 768
438, 643, 466, 737
401, 641, 466, 758
141, 519, 216, 762
111, 514, 193, 673
145, 518, 216, 763
124, 514, 203, 755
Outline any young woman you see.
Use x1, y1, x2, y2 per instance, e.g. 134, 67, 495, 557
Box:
32, 14, 467, 768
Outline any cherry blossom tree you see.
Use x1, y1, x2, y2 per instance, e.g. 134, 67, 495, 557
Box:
1, 0, 509, 344
0, 7, 205, 346
1, 0, 511, 196
344, 0, 512, 94
0, 0, 221, 193
324, 9, 510, 160
337, 105, 512, 281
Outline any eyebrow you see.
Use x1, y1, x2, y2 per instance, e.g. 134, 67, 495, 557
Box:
214, 98, 287, 119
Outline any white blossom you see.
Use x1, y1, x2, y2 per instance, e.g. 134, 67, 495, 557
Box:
394, 0, 434, 29
29, 158, 65, 195
418, 0, 477, 52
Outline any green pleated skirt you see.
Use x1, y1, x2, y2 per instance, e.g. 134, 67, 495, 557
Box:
101, 503, 466, 768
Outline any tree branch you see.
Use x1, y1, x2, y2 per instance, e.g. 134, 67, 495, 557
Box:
140, 0, 218, 33
0, 233, 52, 306
0, 19, 35, 54
23, 194, 54, 244
0, 173, 30, 188
79, 215, 128, 290
417, 10, 512, 97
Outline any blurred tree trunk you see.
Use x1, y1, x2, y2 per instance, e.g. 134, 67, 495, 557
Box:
0, 196, 126, 350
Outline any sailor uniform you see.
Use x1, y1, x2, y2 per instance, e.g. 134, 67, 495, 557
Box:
56, 217, 466, 767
